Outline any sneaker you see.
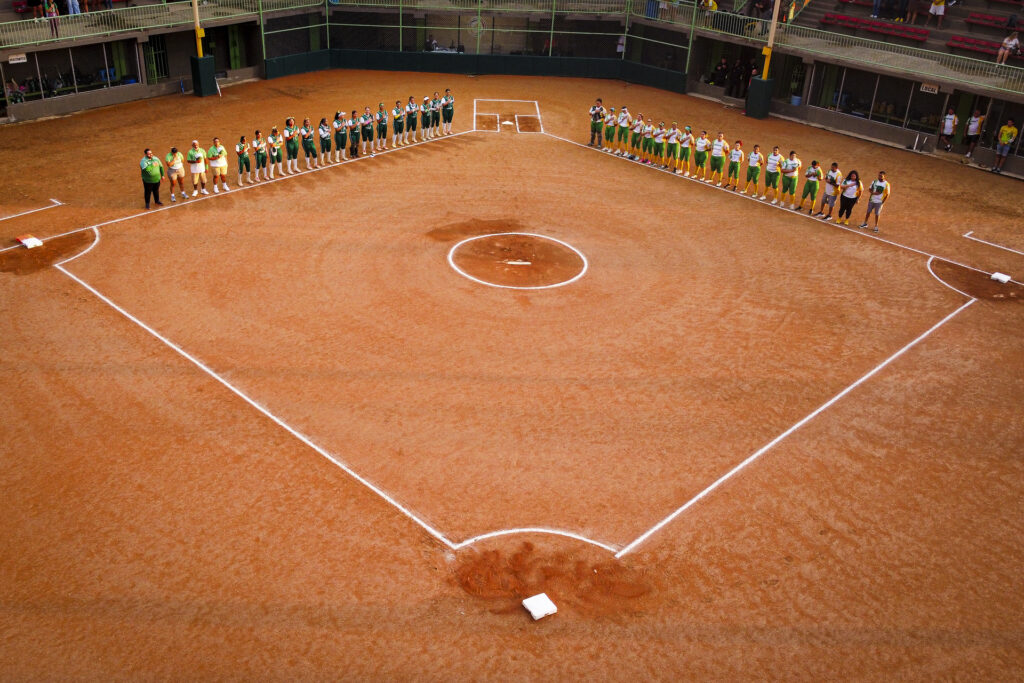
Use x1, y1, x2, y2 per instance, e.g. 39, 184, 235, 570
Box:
759, 195, 767, 200
771, 199, 778, 205
214, 186, 219, 194
223, 185, 230, 191
154, 201, 163, 206
859, 222, 868, 229
824, 216, 833, 221
181, 193, 188, 200
740, 190, 747, 195
873, 226, 879, 233
171, 195, 176, 203
192, 190, 198, 197
684, 172, 691, 177
965, 152, 971, 158
945, 144, 952, 152
790, 203, 796, 209
200, 189, 209, 195
716, 181, 722, 187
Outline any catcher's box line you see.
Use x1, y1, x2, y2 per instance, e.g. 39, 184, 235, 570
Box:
962, 230, 1024, 258
614, 296, 978, 558
540, 130, 1024, 287
0, 198, 62, 222
0, 132, 475, 255
53, 255, 619, 556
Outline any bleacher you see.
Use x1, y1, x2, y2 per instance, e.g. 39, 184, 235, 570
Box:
947, 34, 1024, 60
964, 12, 1011, 31
822, 12, 930, 42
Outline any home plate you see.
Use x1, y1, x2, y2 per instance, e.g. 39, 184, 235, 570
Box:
501, 120, 514, 126
16, 234, 43, 249
522, 593, 557, 620
991, 272, 1011, 284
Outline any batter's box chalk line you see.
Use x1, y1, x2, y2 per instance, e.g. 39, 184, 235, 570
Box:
53, 220, 976, 559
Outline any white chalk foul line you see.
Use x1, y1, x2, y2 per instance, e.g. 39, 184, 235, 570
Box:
0, 197, 62, 223
540, 131, 1016, 287
1, 133, 475, 255
614, 296, 978, 558
54, 263, 459, 551
962, 230, 1024, 258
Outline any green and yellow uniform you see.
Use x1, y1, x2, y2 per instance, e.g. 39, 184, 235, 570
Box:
781, 157, 801, 195
376, 109, 388, 138
693, 136, 710, 168
360, 113, 374, 142
665, 127, 680, 160
727, 147, 742, 180
589, 104, 605, 133
630, 118, 644, 150
284, 124, 299, 160
651, 126, 666, 160
679, 132, 693, 162
393, 106, 405, 134
319, 122, 332, 154
764, 152, 782, 188
745, 151, 763, 183
420, 101, 431, 130
617, 110, 631, 143
801, 165, 823, 201
140, 155, 163, 184
604, 111, 616, 144
709, 138, 728, 174
642, 124, 654, 155
165, 151, 185, 179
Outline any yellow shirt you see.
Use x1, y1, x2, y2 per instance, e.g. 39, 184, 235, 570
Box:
998, 125, 1018, 145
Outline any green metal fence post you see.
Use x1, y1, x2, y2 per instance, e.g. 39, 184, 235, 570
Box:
399, 0, 403, 52
325, 0, 330, 50
622, 0, 630, 60
258, 0, 266, 61
549, 0, 556, 57
684, 0, 697, 75
476, 0, 482, 55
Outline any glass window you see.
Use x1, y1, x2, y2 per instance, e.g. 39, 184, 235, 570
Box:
70, 43, 111, 93
835, 66, 875, 118
808, 62, 842, 110
905, 84, 945, 133
870, 75, 911, 127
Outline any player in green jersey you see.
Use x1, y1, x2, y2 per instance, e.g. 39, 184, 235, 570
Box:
375, 103, 388, 152
283, 117, 300, 175
300, 117, 318, 170
207, 137, 230, 193
430, 92, 442, 137
165, 146, 188, 201
405, 96, 418, 144
392, 101, 405, 147
725, 140, 743, 190
252, 130, 269, 181
741, 144, 764, 195
332, 111, 347, 162
347, 110, 360, 158
677, 126, 694, 176
360, 106, 375, 157
441, 88, 455, 135
420, 97, 432, 140
780, 150, 802, 209
235, 135, 252, 185
318, 117, 332, 165
798, 160, 823, 212
268, 126, 284, 178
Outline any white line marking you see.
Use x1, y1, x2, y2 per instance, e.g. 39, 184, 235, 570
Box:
506, 260, 531, 265
962, 231, 1024, 257
473, 112, 500, 134
540, 131, 1017, 288
926, 256, 974, 299
54, 263, 459, 551
0, 133, 476, 255
452, 528, 620, 553
614, 297, 977, 558
447, 232, 588, 290
0, 198, 62, 223
54, 227, 101, 267
514, 114, 543, 135
474, 99, 542, 103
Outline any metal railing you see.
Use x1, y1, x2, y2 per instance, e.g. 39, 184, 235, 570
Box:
639, 4, 1024, 95
2, 0, 1022, 95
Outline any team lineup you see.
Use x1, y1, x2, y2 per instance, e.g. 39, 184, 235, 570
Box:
138, 89, 456, 207
588, 98, 893, 231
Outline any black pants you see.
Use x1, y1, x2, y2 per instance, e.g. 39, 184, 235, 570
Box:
838, 195, 857, 220
143, 181, 161, 207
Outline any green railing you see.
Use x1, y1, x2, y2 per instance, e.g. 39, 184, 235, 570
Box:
640, 5, 1024, 95
0, 0, 321, 50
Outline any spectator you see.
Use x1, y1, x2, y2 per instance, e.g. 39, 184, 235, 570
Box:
938, 106, 958, 151
743, 58, 759, 97
896, 0, 910, 22
924, 0, 945, 29
996, 32, 1020, 65
45, 0, 59, 37
906, 0, 928, 23
709, 57, 729, 86
139, 148, 164, 209
871, 0, 883, 18
66, 0, 80, 15
27, 0, 43, 21
964, 109, 984, 158
700, 0, 718, 26
725, 59, 746, 98
992, 118, 1017, 173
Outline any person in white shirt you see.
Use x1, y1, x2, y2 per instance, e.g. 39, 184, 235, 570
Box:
963, 109, 984, 158
996, 31, 1020, 65
815, 162, 842, 221
938, 107, 958, 152
761, 146, 783, 202
837, 169, 862, 226
859, 170, 891, 232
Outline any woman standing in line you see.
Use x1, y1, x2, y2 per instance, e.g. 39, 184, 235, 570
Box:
235, 135, 252, 185
267, 126, 284, 178
252, 129, 269, 181
837, 170, 862, 226
318, 117, 332, 165
332, 111, 348, 162
347, 110, 360, 159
